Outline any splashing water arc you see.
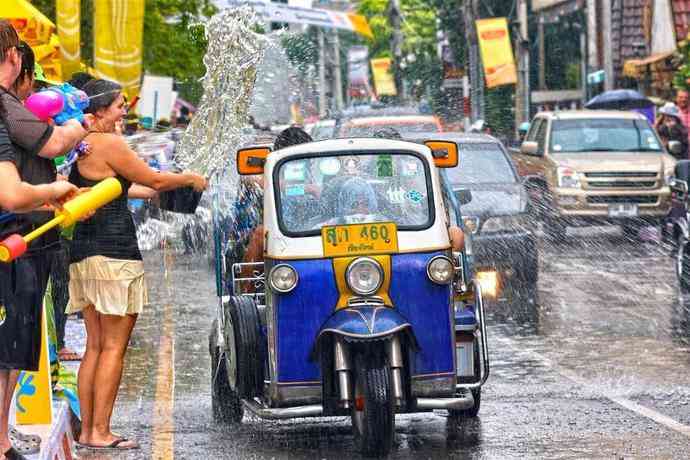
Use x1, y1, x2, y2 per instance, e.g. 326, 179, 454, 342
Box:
175, 7, 269, 177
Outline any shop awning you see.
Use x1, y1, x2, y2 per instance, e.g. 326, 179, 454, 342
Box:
623, 50, 675, 78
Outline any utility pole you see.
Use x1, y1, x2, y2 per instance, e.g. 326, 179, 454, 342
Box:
465, 0, 483, 122
538, 13, 546, 90
601, 0, 614, 90
515, 0, 530, 131
332, 30, 344, 111
318, 28, 327, 117
389, 0, 404, 102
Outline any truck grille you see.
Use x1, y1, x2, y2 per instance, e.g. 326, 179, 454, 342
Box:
584, 172, 658, 189
586, 195, 659, 205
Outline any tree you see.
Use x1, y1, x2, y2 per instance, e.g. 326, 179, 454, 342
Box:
30, 0, 216, 104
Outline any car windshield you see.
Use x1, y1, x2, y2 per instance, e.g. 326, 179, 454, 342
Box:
276, 152, 433, 235
444, 143, 517, 185
550, 118, 662, 153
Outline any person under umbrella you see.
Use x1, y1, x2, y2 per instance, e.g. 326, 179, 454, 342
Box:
655, 102, 688, 160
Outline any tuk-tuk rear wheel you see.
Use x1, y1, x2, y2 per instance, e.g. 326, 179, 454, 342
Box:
351, 351, 395, 457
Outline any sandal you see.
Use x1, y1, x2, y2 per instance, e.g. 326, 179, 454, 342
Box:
57, 347, 82, 361
76, 437, 140, 451
8, 427, 40, 445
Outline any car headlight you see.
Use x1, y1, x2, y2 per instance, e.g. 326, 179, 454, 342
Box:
346, 257, 384, 295
268, 264, 298, 293
481, 214, 531, 234
427, 256, 454, 284
557, 167, 581, 188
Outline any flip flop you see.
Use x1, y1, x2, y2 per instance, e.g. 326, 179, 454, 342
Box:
76, 437, 140, 451
8, 426, 41, 445
57, 348, 82, 361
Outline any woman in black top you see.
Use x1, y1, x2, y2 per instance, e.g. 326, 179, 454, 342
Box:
67, 79, 206, 450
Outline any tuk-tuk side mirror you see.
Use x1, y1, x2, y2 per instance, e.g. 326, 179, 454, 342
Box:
669, 140, 683, 156
425, 140, 459, 168
520, 141, 539, 156
237, 147, 271, 175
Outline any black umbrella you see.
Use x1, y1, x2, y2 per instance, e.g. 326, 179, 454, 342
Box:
585, 89, 654, 110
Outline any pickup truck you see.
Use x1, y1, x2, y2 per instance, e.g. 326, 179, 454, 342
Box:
511, 110, 677, 241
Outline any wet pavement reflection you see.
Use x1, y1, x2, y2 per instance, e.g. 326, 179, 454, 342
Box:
80, 225, 690, 459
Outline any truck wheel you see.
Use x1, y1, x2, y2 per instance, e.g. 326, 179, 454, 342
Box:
676, 237, 690, 293
351, 351, 395, 457
224, 296, 264, 399
210, 320, 243, 424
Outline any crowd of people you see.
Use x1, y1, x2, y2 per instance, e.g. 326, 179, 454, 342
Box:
0, 20, 206, 460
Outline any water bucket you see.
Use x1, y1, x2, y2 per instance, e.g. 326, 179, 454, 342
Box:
159, 187, 203, 214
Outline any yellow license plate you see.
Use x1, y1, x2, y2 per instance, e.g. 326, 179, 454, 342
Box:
322, 222, 399, 258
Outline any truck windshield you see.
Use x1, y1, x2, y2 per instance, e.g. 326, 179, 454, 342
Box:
275, 152, 433, 235
550, 119, 662, 153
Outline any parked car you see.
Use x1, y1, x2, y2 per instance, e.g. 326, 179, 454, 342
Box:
512, 110, 677, 241
337, 115, 443, 138
311, 119, 336, 140
409, 133, 538, 300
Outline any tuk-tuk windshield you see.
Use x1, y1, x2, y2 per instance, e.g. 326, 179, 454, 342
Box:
275, 152, 433, 235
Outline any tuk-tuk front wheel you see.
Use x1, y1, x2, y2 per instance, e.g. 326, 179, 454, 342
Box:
351, 350, 395, 457
676, 237, 690, 293
210, 320, 243, 424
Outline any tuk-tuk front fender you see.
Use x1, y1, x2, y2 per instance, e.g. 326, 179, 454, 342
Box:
314, 306, 417, 350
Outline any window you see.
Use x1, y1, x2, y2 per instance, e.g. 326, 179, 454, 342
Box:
549, 118, 662, 153
444, 143, 517, 185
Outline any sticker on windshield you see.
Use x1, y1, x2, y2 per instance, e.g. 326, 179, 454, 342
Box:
406, 190, 423, 204
319, 158, 341, 176
343, 157, 360, 174
386, 186, 406, 204
553, 144, 562, 151
286, 184, 305, 197
377, 155, 393, 177
402, 160, 420, 176
284, 163, 306, 182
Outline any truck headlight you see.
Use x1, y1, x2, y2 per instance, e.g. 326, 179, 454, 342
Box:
427, 256, 454, 284
557, 167, 581, 188
269, 264, 298, 293
346, 258, 383, 295
481, 214, 530, 233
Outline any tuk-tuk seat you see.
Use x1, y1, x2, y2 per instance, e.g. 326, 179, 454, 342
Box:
454, 307, 477, 332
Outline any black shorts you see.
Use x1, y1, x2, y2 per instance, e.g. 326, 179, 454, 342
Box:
0, 252, 52, 371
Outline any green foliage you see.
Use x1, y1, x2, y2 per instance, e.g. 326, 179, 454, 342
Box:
30, 0, 215, 104
674, 41, 690, 91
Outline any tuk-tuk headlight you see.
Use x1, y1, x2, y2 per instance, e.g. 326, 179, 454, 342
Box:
346, 258, 383, 295
427, 256, 454, 284
268, 264, 298, 293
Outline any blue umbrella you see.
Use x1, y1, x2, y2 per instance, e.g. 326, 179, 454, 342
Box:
585, 89, 654, 110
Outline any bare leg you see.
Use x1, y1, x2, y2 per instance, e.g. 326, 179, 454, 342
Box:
0, 369, 11, 456
89, 313, 137, 445
77, 306, 101, 444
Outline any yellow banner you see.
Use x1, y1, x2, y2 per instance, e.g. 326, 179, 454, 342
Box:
476, 18, 517, 88
15, 303, 52, 425
94, 0, 145, 99
370, 57, 397, 97
57, 0, 80, 80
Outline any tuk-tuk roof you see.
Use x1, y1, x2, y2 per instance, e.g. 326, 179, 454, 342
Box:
263, 137, 451, 259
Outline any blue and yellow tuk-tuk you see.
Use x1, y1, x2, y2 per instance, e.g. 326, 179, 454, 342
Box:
209, 138, 489, 456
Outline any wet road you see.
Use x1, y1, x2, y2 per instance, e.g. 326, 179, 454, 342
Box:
76, 226, 690, 459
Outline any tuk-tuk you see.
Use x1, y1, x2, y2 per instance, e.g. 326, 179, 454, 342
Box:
209, 138, 489, 456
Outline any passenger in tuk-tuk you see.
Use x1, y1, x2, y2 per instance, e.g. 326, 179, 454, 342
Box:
230, 127, 312, 293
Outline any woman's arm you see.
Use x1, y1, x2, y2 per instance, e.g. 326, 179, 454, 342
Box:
103, 135, 207, 192
128, 184, 157, 199
0, 162, 78, 212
